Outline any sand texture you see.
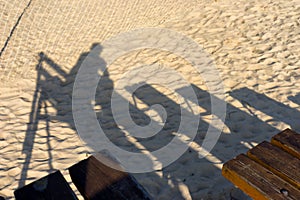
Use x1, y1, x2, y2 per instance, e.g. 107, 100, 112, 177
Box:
0, 0, 300, 199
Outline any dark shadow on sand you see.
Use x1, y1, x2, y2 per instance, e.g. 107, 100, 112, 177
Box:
19, 43, 300, 199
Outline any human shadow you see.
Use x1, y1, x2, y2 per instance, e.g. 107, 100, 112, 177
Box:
20, 42, 299, 199
19, 44, 176, 197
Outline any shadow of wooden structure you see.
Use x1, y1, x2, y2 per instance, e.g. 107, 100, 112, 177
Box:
14, 154, 152, 200
222, 129, 300, 199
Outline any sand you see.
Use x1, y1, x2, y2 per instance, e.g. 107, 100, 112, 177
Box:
0, 0, 300, 199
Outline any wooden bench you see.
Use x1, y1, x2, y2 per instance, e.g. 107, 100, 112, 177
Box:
222, 129, 300, 200
14, 155, 152, 200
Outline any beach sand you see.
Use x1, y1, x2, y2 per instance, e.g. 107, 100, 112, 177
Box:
0, 0, 300, 199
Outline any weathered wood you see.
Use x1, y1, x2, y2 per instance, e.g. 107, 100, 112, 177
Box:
14, 170, 78, 200
247, 141, 300, 189
222, 154, 300, 200
69, 155, 152, 200
271, 128, 300, 159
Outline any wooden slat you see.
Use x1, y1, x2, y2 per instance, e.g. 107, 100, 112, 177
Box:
271, 128, 300, 159
222, 154, 300, 200
14, 171, 78, 200
69, 155, 152, 200
247, 141, 300, 189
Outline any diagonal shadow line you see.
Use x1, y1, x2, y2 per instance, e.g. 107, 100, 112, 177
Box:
230, 87, 300, 132
0, 0, 33, 57
18, 46, 163, 197
20, 43, 295, 198
129, 83, 282, 157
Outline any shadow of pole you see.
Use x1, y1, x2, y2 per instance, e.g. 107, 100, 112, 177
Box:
19, 43, 300, 199
19, 54, 50, 187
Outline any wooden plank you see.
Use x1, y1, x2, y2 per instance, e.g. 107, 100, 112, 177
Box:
14, 170, 78, 200
247, 141, 300, 189
69, 155, 152, 200
222, 154, 300, 200
271, 128, 300, 159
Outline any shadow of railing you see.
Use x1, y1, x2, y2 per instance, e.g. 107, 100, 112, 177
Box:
19, 42, 299, 199
230, 87, 300, 133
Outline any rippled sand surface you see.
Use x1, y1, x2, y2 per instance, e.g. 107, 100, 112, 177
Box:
0, 0, 299, 199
